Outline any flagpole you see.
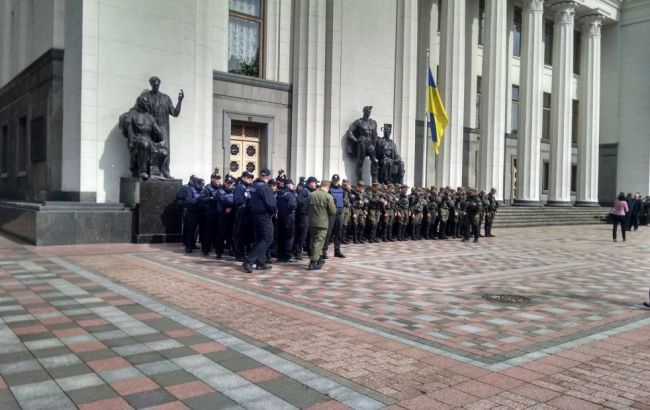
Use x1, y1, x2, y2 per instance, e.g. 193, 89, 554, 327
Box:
425, 48, 430, 147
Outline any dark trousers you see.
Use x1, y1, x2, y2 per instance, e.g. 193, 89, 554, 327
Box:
277, 217, 295, 260
294, 213, 309, 254
233, 212, 253, 259
216, 213, 233, 256
612, 214, 626, 240
182, 210, 200, 251
630, 213, 639, 231
463, 216, 479, 241
324, 209, 343, 254
246, 213, 274, 266
201, 215, 218, 254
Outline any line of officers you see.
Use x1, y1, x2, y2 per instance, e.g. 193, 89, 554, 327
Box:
175, 168, 499, 272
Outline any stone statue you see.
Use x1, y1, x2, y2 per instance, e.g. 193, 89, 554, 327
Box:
141, 76, 183, 149
376, 124, 404, 185
119, 94, 170, 180
119, 76, 183, 180
345, 106, 379, 183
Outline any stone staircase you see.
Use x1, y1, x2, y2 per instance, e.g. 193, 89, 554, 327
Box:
492, 206, 610, 228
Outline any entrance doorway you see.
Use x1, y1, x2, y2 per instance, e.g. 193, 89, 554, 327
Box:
229, 123, 261, 178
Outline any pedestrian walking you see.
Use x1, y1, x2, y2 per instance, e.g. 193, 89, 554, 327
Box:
611, 193, 628, 242
307, 179, 336, 270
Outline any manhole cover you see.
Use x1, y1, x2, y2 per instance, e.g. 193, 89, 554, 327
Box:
482, 294, 532, 304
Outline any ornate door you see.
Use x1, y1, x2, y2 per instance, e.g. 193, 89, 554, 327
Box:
229, 123, 260, 178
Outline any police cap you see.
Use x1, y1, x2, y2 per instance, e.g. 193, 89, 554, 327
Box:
241, 171, 254, 178
260, 168, 271, 177
306, 176, 319, 184
331, 174, 340, 181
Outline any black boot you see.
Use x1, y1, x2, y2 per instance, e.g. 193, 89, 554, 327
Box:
357, 225, 366, 244
307, 261, 321, 270
370, 224, 378, 243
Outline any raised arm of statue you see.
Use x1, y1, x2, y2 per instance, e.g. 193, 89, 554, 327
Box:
171, 89, 183, 117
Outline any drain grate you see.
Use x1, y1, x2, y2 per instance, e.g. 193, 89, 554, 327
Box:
482, 294, 532, 304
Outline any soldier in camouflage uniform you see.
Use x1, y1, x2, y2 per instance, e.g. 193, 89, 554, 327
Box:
396, 184, 411, 241
445, 188, 456, 238
350, 181, 368, 244
409, 188, 425, 240
367, 183, 383, 243
461, 189, 483, 243
437, 189, 450, 240
478, 190, 488, 237
424, 187, 438, 239
454, 188, 466, 239
382, 184, 397, 241
341, 179, 352, 244
484, 188, 498, 237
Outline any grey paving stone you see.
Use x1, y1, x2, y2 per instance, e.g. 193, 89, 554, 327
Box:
2, 314, 34, 323
60, 334, 96, 345
48, 363, 93, 379
17, 332, 53, 343
175, 335, 213, 346
42, 322, 78, 332
0, 351, 33, 365
67, 383, 118, 405
134, 332, 168, 343
205, 349, 245, 363
218, 356, 263, 373
13, 394, 75, 410
146, 339, 184, 352
182, 392, 239, 410
145, 318, 185, 331
101, 336, 140, 348
24, 338, 65, 350
257, 377, 328, 409
92, 330, 128, 341
55, 373, 104, 392
38, 354, 81, 369
10, 380, 62, 399
0, 390, 22, 410
136, 360, 181, 376
158, 346, 196, 360
76, 349, 117, 362
126, 352, 166, 366
112, 343, 151, 356
82, 325, 116, 333
4, 369, 52, 386
99, 367, 143, 383
150, 369, 197, 387
0, 359, 42, 375
124, 388, 176, 408
31, 346, 71, 359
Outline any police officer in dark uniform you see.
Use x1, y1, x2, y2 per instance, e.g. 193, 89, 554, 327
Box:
176, 175, 203, 253
201, 172, 221, 256
215, 175, 236, 259
324, 174, 346, 258
276, 177, 298, 262
233, 171, 254, 261
243, 168, 277, 273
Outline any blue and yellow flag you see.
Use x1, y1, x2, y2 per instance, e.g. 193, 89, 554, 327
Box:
426, 68, 448, 155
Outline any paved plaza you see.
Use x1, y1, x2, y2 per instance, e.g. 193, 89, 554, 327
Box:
1, 225, 650, 409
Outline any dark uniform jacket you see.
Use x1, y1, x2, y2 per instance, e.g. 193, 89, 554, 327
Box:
248, 179, 277, 215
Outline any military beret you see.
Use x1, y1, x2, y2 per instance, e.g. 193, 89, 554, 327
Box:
320, 180, 331, 185
401, 184, 409, 188
372, 182, 380, 187
342, 179, 349, 184
357, 180, 366, 186
387, 184, 394, 188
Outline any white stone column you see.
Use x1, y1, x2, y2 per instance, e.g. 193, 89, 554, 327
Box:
478, 0, 508, 200
547, 1, 576, 206
290, 0, 326, 179
393, 0, 418, 187
575, 14, 603, 206
436, 0, 465, 188
514, 0, 544, 205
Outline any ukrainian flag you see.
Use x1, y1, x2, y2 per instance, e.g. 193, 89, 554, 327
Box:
426, 67, 448, 155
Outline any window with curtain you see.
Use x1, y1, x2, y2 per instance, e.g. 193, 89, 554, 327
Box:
511, 85, 520, 133
544, 20, 554, 66
228, 0, 263, 78
542, 92, 551, 140
513, 7, 522, 57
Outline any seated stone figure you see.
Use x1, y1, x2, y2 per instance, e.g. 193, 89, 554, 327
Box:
119, 94, 170, 180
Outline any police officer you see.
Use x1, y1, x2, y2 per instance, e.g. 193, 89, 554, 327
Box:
243, 168, 277, 273
176, 175, 203, 253
201, 172, 221, 255
215, 175, 236, 259
294, 176, 317, 259
233, 171, 254, 261
324, 174, 346, 258
276, 177, 298, 262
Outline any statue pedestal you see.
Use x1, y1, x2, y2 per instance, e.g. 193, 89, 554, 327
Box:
120, 177, 182, 243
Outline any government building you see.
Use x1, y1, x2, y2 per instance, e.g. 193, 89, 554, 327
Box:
0, 0, 648, 211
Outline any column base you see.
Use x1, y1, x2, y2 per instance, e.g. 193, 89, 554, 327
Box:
574, 201, 600, 207
513, 199, 543, 207
546, 200, 573, 207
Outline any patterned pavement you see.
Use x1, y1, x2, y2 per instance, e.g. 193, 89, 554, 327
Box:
1, 225, 650, 409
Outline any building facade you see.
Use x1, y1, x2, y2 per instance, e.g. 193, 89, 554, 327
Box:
0, 0, 648, 205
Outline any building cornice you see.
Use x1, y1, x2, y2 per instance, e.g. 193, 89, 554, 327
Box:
213, 71, 292, 92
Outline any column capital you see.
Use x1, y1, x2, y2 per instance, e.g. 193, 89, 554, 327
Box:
524, 0, 544, 13
578, 13, 604, 36
550, 1, 576, 25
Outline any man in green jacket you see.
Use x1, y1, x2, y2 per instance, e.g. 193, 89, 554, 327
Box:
307, 179, 337, 270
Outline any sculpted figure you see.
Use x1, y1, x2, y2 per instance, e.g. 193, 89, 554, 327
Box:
119, 95, 169, 180
142, 76, 183, 148
376, 123, 404, 184
345, 106, 379, 183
